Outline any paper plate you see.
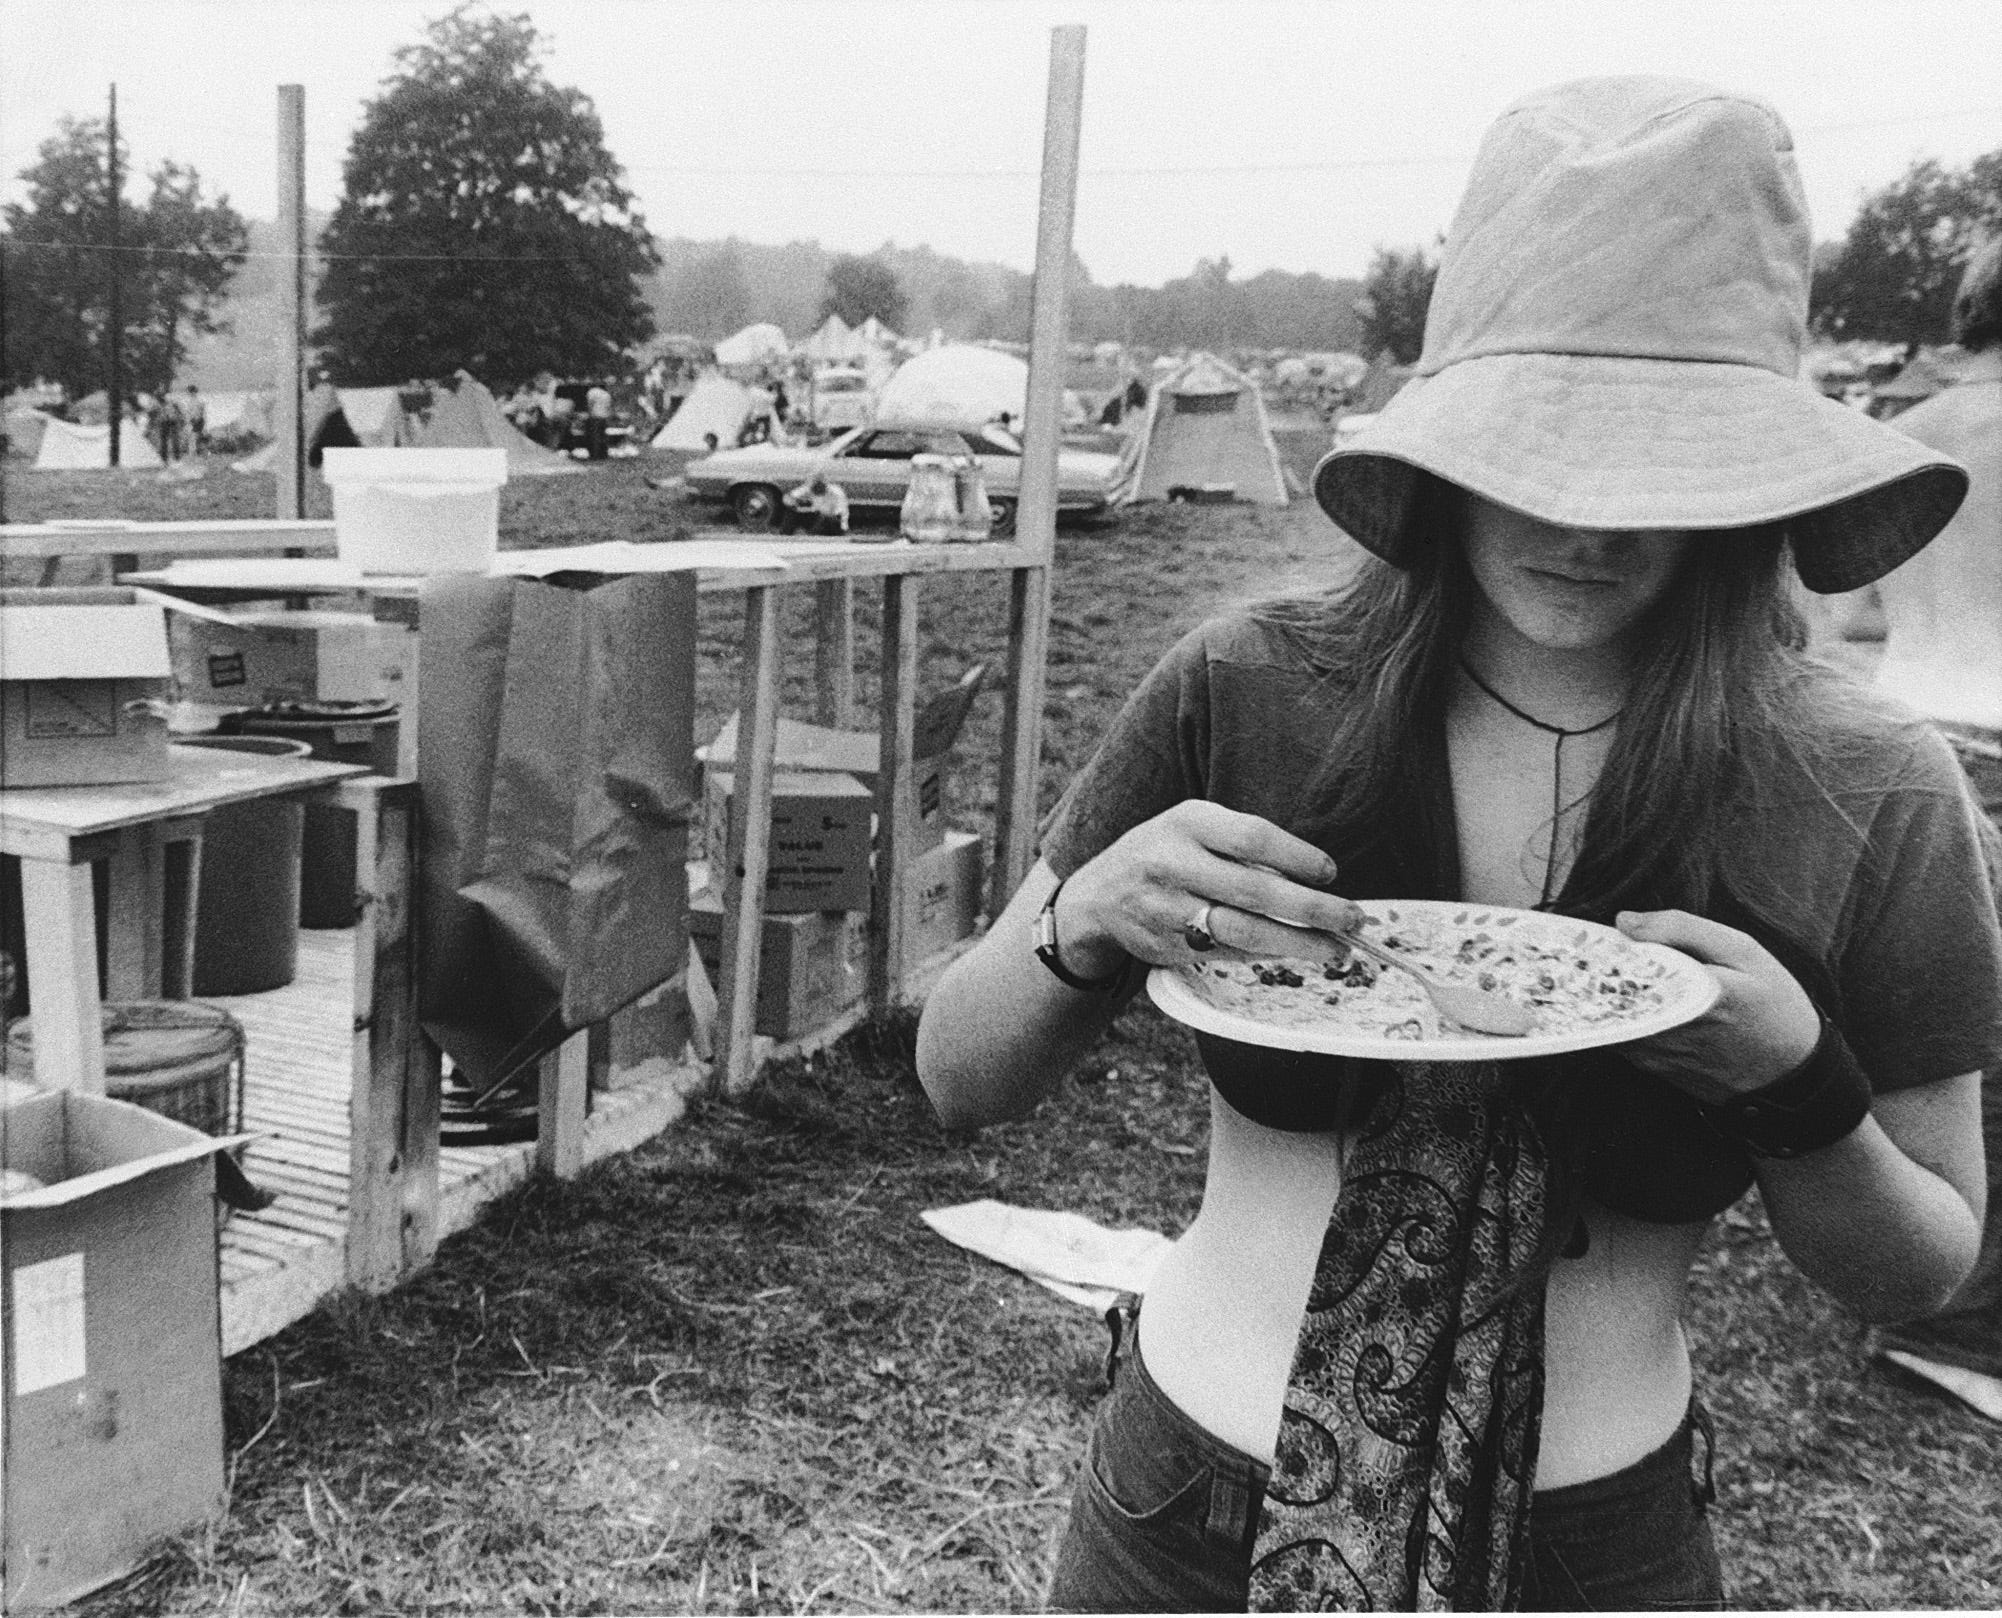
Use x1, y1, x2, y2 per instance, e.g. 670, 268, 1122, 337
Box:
1146, 899, 1720, 1062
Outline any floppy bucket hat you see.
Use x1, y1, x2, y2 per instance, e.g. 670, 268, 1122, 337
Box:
1314, 76, 1968, 593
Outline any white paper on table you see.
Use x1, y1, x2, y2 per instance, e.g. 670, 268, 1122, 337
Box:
921, 1199, 1173, 1312
144, 558, 367, 591
492, 540, 791, 577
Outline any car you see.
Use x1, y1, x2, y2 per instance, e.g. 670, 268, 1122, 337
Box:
683, 418, 1132, 534
804, 367, 876, 432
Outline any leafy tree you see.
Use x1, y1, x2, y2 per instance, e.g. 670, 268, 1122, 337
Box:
820, 254, 907, 331
1810, 154, 2002, 354
2, 115, 245, 399
313, 6, 658, 386
1355, 244, 1439, 365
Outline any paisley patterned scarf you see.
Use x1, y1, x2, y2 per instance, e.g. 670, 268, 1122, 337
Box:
1249, 1061, 1552, 1611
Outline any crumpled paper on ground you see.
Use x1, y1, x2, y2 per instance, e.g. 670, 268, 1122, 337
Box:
1879, 1349, 2002, 1422
921, 1199, 1173, 1312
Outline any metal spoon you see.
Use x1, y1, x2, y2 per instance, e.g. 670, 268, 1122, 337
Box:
1228, 859, 1536, 1038
1337, 931, 1537, 1038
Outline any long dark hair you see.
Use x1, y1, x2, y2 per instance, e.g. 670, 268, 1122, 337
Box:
1254, 479, 1892, 924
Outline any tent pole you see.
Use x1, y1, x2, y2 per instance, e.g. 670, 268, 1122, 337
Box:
275, 84, 306, 520
993, 25, 1085, 909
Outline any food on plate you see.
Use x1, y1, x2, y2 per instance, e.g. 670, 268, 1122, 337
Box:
1182, 904, 1677, 1043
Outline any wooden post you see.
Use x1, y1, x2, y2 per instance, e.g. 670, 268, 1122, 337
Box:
535, 1032, 589, 1180
714, 585, 782, 1092
870, 574, 920, 1004
992, 563, 1052, 911
17, 862, 107, 1093
994, 25, 1085, 906
813, 577, 857, 728
274, 84, 307, 521
342, 779, 439, 1289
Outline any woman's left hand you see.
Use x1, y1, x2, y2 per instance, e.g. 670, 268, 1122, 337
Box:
1613, 909, 1823, 1104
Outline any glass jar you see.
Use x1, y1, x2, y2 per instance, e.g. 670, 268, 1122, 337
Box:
900, 454, 960, 543
951, 454, 995, 542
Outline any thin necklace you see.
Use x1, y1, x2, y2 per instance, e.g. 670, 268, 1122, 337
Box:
1457, 657, 1623, 908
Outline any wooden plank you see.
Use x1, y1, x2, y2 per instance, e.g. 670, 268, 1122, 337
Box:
812, 577, 856, 727
715, 584, 782, 1094
870, 573, 920, 1004
536, 1030, 590, 1179
17, 859, 106, 1092
0, 520, 338, 561
1017, 27, 1087, 567
993, 565, 1052, 911
345, 780, 434, 1291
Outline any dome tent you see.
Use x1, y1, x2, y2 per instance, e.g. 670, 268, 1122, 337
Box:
714, 323, 790, 369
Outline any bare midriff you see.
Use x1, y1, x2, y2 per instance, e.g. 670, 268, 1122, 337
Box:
1136, 1090, 1706, 1489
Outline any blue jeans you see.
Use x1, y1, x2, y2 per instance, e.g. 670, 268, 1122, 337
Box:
1046, 1301, 1268, 1613
1047, 1299, 1723, 1612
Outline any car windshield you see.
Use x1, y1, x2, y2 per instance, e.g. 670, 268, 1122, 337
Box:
975, 424, 1024, 456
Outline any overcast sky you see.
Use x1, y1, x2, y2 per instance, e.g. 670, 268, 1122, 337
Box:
5, 0, 2001, 289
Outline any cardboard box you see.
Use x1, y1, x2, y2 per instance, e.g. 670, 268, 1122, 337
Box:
170, 609, 416, 711
701, 769, 874, 913
699, 713, 948, 852
0, 1091, 238, 1611
0, 588, 173, 788
687, 887, 868, 1040
900, 830, 984, 965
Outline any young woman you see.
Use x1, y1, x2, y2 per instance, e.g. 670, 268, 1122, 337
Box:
916, 78, 2002, 1612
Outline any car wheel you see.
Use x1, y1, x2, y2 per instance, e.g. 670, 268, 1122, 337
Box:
733, 484, 782, 531
987, 497, 1017, 538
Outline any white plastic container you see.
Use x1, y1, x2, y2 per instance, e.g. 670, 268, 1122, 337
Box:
321, 447, 507, 574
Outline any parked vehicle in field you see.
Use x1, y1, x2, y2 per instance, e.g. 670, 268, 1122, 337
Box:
805, 367, 876, 432
684, 419, 1132, 534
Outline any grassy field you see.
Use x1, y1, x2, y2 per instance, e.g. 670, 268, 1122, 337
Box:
8, 438, 2002, 1613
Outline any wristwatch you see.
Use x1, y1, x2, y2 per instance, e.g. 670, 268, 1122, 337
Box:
1034, 876, 1125, 992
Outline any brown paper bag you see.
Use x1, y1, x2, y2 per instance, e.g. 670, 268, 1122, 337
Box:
418, 571, 695, 1094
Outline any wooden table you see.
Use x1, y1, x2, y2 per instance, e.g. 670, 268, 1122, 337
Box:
117, 535, 1052, 1101
1, 745, 367, 1093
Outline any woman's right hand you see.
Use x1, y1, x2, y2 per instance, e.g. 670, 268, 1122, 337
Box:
1055, 802, 1365, 979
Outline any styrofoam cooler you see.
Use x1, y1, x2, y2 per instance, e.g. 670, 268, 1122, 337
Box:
321, 447, 507, 574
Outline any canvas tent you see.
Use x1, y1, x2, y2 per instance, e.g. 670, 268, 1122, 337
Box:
398, 371, 581, 475
714, 323, 789, 369
1129, 352, 1288, 505
33, 417, 165, 470
650, 372, 775, 451
855, 316, 900, 350
800, 314, 869, 366
4, 405, 55, 461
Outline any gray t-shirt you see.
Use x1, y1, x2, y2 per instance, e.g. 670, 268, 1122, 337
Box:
1040, 610, 2002, 1214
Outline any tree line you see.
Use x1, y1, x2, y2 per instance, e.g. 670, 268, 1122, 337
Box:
5, 5, 1998, 399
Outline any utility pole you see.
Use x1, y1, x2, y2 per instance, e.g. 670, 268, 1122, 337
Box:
107, 84, 123, 467
275, 84, 306, 518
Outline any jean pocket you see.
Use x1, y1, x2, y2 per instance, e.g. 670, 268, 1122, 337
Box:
1085, 1387, 1214, 1524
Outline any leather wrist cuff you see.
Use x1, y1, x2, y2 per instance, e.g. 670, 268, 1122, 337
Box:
1701, 1010, 1872, 1159
1034, 875, 1127, 993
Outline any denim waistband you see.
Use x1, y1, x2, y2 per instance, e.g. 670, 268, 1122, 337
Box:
1102, 1294, 1272, 1547
1531, 1398, 1717, 1512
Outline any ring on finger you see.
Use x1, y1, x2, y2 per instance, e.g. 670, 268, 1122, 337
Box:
1182, 904, 1217, 953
